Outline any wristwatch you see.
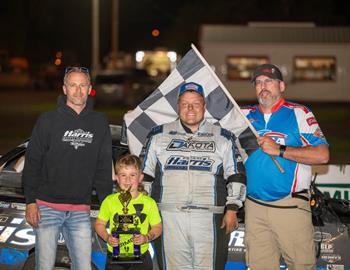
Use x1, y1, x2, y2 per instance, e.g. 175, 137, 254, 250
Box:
279, 145, 287, 158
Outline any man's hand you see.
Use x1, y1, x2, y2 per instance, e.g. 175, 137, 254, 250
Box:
220, 210, 238, 234
25, 203, 40, 228
257, 136, 279, 156
258, 136, 330, 165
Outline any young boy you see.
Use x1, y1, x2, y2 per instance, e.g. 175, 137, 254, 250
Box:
95, 154, 162, 270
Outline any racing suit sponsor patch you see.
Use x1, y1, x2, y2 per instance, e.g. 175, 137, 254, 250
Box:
307, 117, 318, 126
166, 139, 215, 152
259, 131, 287, 145
165, 156, 214, 171
314, 127, 325, 139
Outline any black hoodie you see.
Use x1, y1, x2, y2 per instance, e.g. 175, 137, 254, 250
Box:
22, 95, 113, 205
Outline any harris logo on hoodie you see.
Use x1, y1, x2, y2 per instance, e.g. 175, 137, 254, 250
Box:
62, 129, 94, 149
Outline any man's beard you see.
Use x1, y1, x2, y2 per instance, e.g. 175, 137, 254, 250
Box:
258, 90, 279, 108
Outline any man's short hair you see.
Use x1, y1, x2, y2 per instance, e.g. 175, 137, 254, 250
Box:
63, 66, 91, 85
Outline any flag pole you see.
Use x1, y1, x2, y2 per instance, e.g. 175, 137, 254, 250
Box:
191, 44, 284, 173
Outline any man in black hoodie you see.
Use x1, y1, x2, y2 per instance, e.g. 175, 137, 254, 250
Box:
22, 67, 113, 270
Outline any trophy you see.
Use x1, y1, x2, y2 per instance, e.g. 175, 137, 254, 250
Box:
111, 187, 142, 264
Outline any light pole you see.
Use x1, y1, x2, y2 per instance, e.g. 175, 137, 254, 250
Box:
111, 0, 119, 60
91, 0, 100, 76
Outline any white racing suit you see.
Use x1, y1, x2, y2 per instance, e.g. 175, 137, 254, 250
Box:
141, 119, 246, 270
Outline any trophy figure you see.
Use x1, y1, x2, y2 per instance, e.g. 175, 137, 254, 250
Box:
111, 187, 142, 264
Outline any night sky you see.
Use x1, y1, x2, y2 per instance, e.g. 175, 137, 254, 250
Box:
1, 0, 350, 68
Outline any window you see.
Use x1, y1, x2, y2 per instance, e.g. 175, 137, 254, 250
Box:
294, 56, 336, 81
226, 56, 269, 80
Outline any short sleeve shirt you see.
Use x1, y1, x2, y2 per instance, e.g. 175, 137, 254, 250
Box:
98, 192, 161, 254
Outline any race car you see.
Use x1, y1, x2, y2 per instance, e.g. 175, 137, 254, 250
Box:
0, 125, 349, 270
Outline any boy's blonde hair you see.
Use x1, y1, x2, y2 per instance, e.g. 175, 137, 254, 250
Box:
115, 154, 147, 194
115, 154, 142, 173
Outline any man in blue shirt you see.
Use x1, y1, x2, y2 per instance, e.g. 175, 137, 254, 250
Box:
242, 64, 329, 270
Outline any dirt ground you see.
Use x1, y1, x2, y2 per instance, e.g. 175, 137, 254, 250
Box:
0, 89, 349, 163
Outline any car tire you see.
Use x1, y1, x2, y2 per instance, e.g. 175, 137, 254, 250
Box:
21, 246, 98, 270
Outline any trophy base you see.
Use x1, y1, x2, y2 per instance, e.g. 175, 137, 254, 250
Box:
110, 256, 143, 264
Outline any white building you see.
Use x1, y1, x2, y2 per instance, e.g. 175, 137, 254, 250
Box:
199, 22, 350, 101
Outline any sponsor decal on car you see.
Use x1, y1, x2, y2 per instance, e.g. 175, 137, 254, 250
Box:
0, 216, 34, 247
322, 254, 342, 264
314, 231, 333, 242
228, 229, 246, 254
0, 203, 10, 209
321, 243, 335, 253
10, 203, 26, 211
0, 216, 9, 223
327, 264, 345, 270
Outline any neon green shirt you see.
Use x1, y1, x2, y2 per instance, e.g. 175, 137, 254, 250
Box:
98, 192, 161, 254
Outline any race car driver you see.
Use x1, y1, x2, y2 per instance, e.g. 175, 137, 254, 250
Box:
141, 82, 246, 270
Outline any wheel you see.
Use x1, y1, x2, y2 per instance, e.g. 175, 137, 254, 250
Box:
22, 246, 98, 270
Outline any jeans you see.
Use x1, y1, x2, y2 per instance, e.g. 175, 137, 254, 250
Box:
35, 205, 92, 270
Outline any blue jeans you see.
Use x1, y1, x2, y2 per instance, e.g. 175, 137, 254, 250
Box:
35, 205, 92, 270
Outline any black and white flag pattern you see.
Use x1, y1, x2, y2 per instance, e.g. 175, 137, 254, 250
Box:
122, 44, 259, 161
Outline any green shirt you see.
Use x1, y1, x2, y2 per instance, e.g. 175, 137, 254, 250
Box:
98, 192, 161, 254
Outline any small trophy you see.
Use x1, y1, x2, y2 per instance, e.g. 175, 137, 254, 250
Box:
111, 187, 142, 264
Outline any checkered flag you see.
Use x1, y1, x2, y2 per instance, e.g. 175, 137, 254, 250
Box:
122, 44, 259, 161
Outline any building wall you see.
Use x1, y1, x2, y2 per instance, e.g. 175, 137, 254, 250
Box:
202, 43, 350, 101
